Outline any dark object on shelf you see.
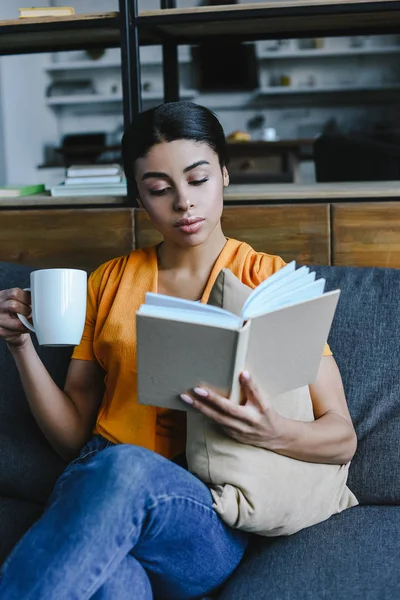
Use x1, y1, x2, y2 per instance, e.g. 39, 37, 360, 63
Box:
55, 133, 108, 165
46, 79, 95, 97
314, 133, 400, 182
85, 48, 106, 61
192, 41, 258, 92
227, 141, 296, 184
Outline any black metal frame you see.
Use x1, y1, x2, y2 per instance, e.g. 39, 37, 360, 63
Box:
119, 0, 142, 205
117, 0, 400, 206
161, 0, 180, 103
119, 0, 180, 206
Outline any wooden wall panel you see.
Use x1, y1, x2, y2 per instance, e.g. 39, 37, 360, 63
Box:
135, 204, 331, 265
332, 202, 400, 267
0, 208, 135, 271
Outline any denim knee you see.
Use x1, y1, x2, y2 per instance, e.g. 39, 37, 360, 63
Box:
86, 444, 168, 494
84, 444, 212, 509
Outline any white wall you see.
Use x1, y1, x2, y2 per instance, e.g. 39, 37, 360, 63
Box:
0, 0, 59, 185
0, 74, 5, 185
0, 53, 59, 185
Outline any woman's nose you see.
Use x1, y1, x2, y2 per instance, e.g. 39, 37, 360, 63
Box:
173, 190, 193, 211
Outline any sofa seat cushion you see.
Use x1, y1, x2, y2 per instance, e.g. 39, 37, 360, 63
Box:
0, 262, 71, 504
310, 266, 400, 505
218, 505, 400, 600
0, 496, 43, 565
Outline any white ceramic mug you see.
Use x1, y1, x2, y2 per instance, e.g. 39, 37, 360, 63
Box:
17, 268, 87, 346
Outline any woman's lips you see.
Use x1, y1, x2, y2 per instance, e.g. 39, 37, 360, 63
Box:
174, 217, 205, 234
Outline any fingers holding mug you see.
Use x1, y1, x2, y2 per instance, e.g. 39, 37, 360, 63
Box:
0, 287, 33, 339
15, 288, 35, 332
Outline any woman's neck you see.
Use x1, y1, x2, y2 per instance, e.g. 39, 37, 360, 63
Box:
156, 224, 227, 300
157, 224, 227, 274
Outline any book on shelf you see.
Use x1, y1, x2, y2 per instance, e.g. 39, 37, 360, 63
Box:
66, 164, 121, 178
136, 262, 340, 412
65, 175, 122, 185
0, 184, 45, 198
18, 7, 75, 18
50, 181, 127, 197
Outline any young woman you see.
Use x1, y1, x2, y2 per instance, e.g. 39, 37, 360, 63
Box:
0, 102, 357, 600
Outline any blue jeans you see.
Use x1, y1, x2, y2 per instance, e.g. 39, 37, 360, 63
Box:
0, 435, 249, 600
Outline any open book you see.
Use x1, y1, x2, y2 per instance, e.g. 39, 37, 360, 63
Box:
136, 262, 340, 411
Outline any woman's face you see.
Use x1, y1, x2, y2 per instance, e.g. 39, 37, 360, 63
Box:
135, 139, 229, 247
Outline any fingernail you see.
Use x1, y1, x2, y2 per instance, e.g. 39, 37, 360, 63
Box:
180, 393, 194, 404
241, 370, 250, 381
193, 387, 209, 398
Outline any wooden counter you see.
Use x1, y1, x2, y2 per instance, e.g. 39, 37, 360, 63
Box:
223, 182, 400, 202
1, 182, 399, 209
1, 186, 400, 270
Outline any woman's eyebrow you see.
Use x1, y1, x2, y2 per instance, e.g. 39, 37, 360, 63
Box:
141, 171, 169, 181
141, 160, 210, 181
183, 160, 210, 173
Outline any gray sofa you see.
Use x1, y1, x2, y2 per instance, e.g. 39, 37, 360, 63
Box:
1, 260, 399, 599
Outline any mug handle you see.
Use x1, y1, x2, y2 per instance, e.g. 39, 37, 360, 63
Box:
16, 287, 35, 333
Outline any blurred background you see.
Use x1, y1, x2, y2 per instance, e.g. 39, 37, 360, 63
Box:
1, 0, 400, 188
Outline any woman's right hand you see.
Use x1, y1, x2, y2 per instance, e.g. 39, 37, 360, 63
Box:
0, 288, 32, 347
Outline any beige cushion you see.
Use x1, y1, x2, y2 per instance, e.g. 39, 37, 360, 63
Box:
186, 268, 358, 537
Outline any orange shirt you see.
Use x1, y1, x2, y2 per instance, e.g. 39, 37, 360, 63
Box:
72, 238, 332, 459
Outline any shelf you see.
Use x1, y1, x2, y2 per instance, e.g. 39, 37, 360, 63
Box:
0, 12, 127, 56
258, 45, 400, 60
45, 60, 122, 71
0, 194, 127, 207
257, 83, 400, 95
47, 94, 123, 105
2, 3, 400, 56
223, 181, 400, 202
45, 55, 191, 71
139, 1, 400, 44
46, 89, 197, 106
2, 182, 399, 208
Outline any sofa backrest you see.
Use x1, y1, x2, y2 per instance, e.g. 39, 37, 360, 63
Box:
0, 261, 399, 507
0, 262, 70, 504
311, 265, 400, 505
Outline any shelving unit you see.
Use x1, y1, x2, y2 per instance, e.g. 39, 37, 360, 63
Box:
1, 2, 400, 56
1, 0, 400, 207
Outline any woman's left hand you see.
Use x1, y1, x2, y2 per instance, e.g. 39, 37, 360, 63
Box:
180, 370, 285, 450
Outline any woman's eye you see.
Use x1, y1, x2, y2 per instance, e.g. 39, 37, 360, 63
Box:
189, 178, 209, 186
149, 188, 169, 196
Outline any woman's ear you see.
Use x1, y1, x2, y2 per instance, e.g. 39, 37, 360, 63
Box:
222, 166, 230, 187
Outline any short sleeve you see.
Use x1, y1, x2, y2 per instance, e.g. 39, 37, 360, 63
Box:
71, 272, 98, 361
323, 342, 333, 357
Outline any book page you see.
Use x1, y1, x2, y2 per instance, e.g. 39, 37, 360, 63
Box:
248, 278, 326, 318
245, 270, 316, 318
241, 261, 296, 317
137, 304, 243, 329
145, 292, 232, 316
